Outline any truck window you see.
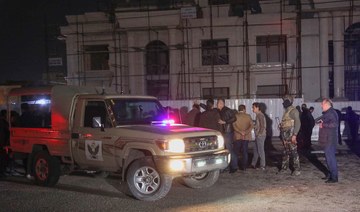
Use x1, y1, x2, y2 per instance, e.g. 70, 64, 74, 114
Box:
108, 98, 165, 125
84, 101, 111, 128
11, 95, 51, 128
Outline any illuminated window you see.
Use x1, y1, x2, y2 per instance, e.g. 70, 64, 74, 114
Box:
201, 39, 229, 66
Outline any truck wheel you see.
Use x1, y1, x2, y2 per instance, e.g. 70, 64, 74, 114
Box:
181, 170, 220, 189
33, 151, 60, 187
126, 157, 173, 201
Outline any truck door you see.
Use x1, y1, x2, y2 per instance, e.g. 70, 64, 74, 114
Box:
72, 99, 117, 170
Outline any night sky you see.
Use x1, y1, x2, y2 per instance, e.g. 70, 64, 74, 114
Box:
0, 0, 101, 84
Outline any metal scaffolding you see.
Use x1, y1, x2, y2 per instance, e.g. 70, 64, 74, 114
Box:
61, 0, 360, 100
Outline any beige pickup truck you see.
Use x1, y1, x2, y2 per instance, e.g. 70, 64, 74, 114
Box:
6, 85, 229, 201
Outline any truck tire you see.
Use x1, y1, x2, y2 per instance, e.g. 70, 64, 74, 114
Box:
33, 151, 60, 187
181, 170, 220, 189
126, 157, 172, 201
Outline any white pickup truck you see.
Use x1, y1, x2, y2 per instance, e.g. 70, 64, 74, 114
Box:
6, 85, 229, 201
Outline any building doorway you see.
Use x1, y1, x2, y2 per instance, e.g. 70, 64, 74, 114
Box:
344, 22, 360, 100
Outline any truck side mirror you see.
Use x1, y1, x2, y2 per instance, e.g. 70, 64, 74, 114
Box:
92, 117, 105, 131
92, 117, 102, 128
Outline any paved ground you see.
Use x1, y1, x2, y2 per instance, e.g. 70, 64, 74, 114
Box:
0, 138, 360, 212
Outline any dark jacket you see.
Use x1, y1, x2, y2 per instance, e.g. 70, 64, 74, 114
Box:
300, 108, 315, 133
318, 107, 339, 146
199, 109, 222, 132
219, 107, 236, 133
185, 108, 200, 127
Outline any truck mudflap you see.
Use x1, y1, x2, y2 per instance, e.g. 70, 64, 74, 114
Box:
153, 150, 230, 176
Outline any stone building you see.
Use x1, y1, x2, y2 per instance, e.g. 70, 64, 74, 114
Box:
60, 0, 360, 101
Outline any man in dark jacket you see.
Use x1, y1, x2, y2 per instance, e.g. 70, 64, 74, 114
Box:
217, 98, 237, 173
299, 104, 315, 149
318, 98, 339, 183
185, 103, 200, 127
199, 99, 221, 131
344, 106, 359, 144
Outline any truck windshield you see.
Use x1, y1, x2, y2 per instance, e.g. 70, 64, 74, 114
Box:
108, 98, 166, 125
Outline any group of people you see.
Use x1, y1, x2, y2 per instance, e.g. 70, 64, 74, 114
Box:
185, 98, 268, 173
185, 96, 342, 183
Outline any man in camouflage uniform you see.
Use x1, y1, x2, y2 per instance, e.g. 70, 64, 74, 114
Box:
278, 96, 301, 176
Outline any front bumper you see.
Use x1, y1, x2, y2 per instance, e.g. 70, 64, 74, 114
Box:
153, 149, 230, 176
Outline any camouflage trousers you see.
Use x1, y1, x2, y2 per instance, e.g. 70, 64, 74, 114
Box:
280, 141, 300, 171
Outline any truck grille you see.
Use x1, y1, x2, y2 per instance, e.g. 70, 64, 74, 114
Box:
184, 136, 218, 152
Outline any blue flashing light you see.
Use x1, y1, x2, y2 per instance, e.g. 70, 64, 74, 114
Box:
36, 99, 50, 105
162, 119, 175, 125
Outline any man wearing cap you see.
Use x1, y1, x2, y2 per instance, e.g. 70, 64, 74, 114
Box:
278, 96, 301, 175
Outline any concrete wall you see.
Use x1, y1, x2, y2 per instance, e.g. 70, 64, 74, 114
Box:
161, 98, 360, 138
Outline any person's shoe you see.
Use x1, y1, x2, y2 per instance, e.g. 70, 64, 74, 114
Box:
260, 167, 266, 171
26, 174, 34, 180
277, 169, 287, 175
292, 170, 301, 176
325, 179, 338, 183
249, 165, 257, 169
221, 167, 230, 173
229, 169, 237, 174
322, 174, 330, 180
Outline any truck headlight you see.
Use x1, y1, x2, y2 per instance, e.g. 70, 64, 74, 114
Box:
156, 139, 185, 153
167, 139, 185, 153
217, 135, 224, 149
169, 160, 185, 171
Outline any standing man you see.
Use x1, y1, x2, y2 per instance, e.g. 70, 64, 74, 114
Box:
185, 103, 201, 127
344, 106, 359, 144
199, 99, 221, 132
300, 104, 315, 150
278, 96, 301, 176
309, 106, 314, 114
250, 102, 267, 170
217, 98, 237, 173
233, 105, 254, 171
318, 98, 339, 183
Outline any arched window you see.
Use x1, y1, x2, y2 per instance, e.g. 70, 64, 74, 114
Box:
145, 40, 170, 100
344, 23, 360, 100
145, 40, 169, 75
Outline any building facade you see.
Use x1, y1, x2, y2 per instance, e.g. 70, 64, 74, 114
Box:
60, 0, 360, 101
